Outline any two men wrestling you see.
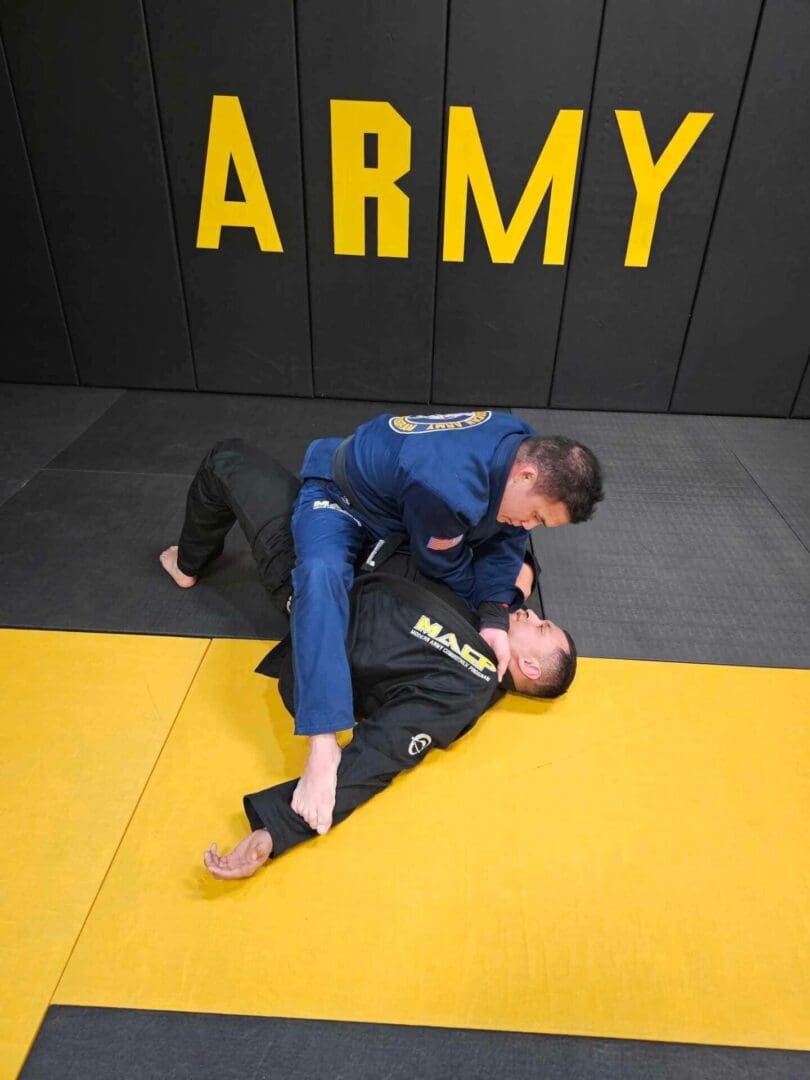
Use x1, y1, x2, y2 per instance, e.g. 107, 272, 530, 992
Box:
159, 411, 603, 878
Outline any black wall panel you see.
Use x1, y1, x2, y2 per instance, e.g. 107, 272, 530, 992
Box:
672, 0, 810, 417
432, 0, 602, 408
144, 1, 311, 395
792, 361, 810, 419
297, 0, 447, 400
1, 1, 809, 417
0, 35, 74, 384
550, 0, 761, 412
0, 0, 194, 389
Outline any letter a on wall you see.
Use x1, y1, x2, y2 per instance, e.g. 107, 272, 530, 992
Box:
442, 106, 583, 265
196, 95, 283, 252
330, 99, 411, 258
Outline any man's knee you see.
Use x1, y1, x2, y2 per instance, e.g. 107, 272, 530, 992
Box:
293, 551, 355, 592
202, 438, 249, 477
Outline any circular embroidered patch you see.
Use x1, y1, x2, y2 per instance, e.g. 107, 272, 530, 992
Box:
388, 411, 492, 435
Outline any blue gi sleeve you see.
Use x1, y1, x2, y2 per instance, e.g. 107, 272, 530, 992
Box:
399, 482, 477, 608
472, 527, 528, 609
243, 680, 490, 859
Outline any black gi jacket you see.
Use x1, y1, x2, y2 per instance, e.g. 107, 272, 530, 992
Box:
244, 563, 504, 858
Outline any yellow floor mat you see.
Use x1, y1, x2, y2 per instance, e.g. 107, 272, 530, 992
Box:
0, 630, 208, 1079
51, 640, 810, 1050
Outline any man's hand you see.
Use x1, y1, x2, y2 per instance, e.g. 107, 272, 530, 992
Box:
292, 733, 342, 834
480, 626, 511, 682
203, 829, 272, 880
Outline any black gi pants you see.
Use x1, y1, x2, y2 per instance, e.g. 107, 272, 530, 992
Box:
176, 439, 299, 616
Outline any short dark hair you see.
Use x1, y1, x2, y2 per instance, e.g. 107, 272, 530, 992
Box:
517, 436, 603, 523
520, 629, 578, 699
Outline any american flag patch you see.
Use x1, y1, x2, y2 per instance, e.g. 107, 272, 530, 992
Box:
427, 535, 464, 551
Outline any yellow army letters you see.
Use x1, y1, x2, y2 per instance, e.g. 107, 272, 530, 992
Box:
196, 95, 712, 269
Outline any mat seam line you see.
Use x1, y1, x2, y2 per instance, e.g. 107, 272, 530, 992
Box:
41, 465, 197, 479
0, 393, 129, 507
0, 624, 261, 641
709, 417, 810, 555
44, 638, 213, 1013
22, 399, 128, 475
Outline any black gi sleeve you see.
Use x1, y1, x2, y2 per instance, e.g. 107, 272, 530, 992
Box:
243, 679, 491, 859
477, 600, 510, 632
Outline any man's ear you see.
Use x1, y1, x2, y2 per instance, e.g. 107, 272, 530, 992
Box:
517, 464, 538, 486
517, 655, 542, 681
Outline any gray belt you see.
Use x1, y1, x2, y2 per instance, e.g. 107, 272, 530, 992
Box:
332, 435, 406, 571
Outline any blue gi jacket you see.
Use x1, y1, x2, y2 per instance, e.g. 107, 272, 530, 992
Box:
300, 410, 536, 610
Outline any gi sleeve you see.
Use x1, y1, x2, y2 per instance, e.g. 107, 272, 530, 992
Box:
399, 482, 477, 608
472, 527, 528, 611
243, 679, 489, 859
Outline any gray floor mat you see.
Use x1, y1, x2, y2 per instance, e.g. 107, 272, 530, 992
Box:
48, 391, 466, 476
22, 1007, 810, 1080
516, 409, 810, 667
0, 393, 498, 638
0, 469, 288, 638
0, 384, 123, 507
711, 416, 810, 549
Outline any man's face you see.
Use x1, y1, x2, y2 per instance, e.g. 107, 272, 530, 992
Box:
507, 609, 569, 661
497, 467, 571, 530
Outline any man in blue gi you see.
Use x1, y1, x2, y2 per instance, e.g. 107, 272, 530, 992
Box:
282, 410, 602, 837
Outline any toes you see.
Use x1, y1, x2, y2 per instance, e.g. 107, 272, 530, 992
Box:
316, 801, 334, 835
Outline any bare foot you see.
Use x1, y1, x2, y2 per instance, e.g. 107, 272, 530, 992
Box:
203, 829, 272, 880
160, 545, 197, 588
292, 733, 342, 835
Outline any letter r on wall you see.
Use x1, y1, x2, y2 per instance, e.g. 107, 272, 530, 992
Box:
331, 100, 411, 258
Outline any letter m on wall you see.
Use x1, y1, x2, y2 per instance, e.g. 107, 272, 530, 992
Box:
443, 107, 584, 264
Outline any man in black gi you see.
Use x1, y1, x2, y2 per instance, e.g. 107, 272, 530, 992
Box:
158, 440, 577, 880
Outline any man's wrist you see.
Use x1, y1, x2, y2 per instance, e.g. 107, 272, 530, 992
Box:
478, 600, 510, 632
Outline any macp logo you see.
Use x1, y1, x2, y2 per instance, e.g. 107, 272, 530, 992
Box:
411, 615, 496, 677
196, 96, 713, 268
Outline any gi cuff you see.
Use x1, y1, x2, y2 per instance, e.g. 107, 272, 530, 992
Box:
478, 600, 510, 632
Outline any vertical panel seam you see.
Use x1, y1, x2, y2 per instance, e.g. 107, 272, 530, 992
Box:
789, 352, 810, 417
292, 0, 317, 398
0, 22, 80, 386
428, 0, 453, 405
666, 0, 767, 414
138, 0, 199, 391
546, 0, 608, 409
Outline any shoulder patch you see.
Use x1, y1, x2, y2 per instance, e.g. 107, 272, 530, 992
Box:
389, 411, 492, 435
427, 535, 464, 551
